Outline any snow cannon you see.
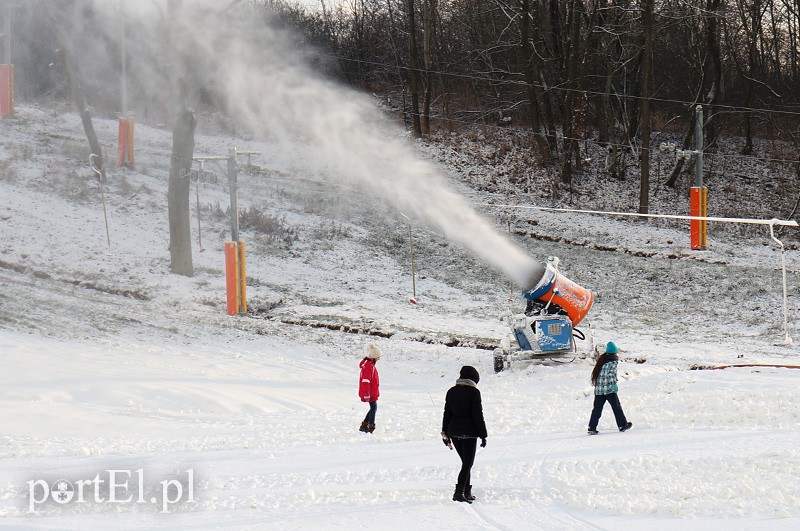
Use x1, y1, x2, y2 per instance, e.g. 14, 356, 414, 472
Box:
522, 259, 594, 327
494, 256, 594, 372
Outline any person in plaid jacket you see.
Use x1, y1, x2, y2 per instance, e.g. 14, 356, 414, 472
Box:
587, 341, 632, 435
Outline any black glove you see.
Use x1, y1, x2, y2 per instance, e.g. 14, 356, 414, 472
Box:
480, 438, 487, 448
441, 432, 453, 449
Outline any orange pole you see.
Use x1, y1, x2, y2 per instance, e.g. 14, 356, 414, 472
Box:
690, 186, 708, 250
238, 241, 247, 314
225, 242, 239, 316
116, 117, 135, 168
117, 118, 128, 168
700, 187, 707, 248
127, 117, 135, 169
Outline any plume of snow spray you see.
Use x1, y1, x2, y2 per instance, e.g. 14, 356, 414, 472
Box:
202, 4, 544, 289
63, 1, 546, 289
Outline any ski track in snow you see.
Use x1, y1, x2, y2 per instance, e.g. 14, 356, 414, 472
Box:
0, 105, 799, 528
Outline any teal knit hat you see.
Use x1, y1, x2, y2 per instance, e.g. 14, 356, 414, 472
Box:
605, 341, 619, 354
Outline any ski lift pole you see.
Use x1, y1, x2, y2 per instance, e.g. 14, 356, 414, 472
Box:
769, 221, 793, 346
195, 180, 204, 252
507, 219, 514, 300
228, 148, 239, 243
89, 154, 111, 254
400, 212, 417, 303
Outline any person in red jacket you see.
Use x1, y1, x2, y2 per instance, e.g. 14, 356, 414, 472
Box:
358, 343, 381, 433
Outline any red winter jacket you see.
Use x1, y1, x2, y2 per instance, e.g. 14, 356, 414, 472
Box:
358, 358, 380, 402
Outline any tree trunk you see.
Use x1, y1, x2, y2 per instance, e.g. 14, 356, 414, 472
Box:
167, 0, 195, 277
421, 0, 434, 134
704, 0, 723, 151
521, 0, 552, 163
742, 0, 762, 155
52, 12, 106, 185
598, 65, 613, 145
559, 0, 597, 183
406, 0, 422, 137
560, 0, 580, 184
639, 0, 654, 214
168, 110, 196, 277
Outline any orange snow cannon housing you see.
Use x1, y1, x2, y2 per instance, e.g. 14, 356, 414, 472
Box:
523, 265, 594, 326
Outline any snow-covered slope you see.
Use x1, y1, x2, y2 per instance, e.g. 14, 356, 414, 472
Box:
1, 104, 799, 529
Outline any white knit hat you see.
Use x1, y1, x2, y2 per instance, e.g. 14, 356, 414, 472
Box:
366, 344, 382, 359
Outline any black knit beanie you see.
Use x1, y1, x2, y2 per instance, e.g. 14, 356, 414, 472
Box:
459, 365, 480, 384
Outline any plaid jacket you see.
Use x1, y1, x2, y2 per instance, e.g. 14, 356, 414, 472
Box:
595, 360, 619, 395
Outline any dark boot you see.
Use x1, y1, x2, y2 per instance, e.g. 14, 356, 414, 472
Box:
453, 484, 471, 503
359, 421, 368, 433
464, 485, 476, 501
367, 423, 376, 433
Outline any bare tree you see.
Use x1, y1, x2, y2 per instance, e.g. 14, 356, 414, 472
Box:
421, 0, 436, 134
737, 0, 766, 155
664, 1, 718, 188
406, 0, 423, 137
51, 6, 107, 185
703, 0, 723, 151
558, 0, 599, 184
521, 0, 553, 163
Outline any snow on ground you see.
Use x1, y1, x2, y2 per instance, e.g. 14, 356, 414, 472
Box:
0, 103, 799, 530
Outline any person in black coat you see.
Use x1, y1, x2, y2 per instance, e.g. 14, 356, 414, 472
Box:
441, 365, 487, 504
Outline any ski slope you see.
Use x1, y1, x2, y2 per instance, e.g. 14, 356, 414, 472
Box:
1, 104, 799, 530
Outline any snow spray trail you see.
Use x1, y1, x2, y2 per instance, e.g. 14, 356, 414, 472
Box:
181, 3, 545, 290
55, 1, 543, 289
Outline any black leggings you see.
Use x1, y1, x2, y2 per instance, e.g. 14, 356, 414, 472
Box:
452, 437, 477, 489
588, 393, 628, 430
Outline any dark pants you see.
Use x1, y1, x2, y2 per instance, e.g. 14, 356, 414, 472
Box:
452, 437, 477, 491
363, 401, 377, 424
588, 393, 628, 430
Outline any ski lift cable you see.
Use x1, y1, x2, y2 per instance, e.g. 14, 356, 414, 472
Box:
770, 222, 794, 347
474, 203, 799, 227
330, 53, 800, 118
704, 364, 800, 370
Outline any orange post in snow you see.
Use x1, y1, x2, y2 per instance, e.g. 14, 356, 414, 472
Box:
0, 65, 14, 117
690, 186, 708, 250
238, 242, 247, 314
116, 119, 127, 166
225, 242, 239, 315
225, 241, 247, 315
116, 117, 135, 168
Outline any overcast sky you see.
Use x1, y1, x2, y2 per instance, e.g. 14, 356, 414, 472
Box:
293, 0, 330, 10
296, 0, 346, 12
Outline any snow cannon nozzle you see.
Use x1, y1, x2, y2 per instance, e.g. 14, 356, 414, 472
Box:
518, 262, 547, 293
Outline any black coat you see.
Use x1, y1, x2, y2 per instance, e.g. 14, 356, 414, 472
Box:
442, 383, 488, 439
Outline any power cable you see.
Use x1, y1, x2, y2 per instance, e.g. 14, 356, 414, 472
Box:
327, 53, 800, 118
